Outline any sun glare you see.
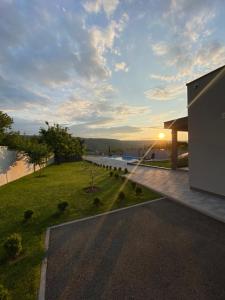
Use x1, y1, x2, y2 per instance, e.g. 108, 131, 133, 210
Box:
158, 132, 165, 140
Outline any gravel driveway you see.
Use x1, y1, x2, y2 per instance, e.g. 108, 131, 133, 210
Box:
45, 198, 225, 300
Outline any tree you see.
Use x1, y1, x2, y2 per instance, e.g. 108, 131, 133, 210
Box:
23, 139, 50, 173
0, 111, 13, 144
39, 123, 83, 163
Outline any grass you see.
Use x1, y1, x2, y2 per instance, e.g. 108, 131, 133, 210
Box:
0, 161, 160, 300
140, 160, 172, 168
138, 157, 188, 169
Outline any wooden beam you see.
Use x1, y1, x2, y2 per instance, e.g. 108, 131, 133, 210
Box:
171, 129, 178, 170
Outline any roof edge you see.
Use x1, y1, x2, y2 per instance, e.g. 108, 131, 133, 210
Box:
186, 65, 225, 86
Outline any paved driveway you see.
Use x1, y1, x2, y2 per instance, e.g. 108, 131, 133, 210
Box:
45, 198, 225, 300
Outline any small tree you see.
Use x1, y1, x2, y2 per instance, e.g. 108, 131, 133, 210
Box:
114, 167, 117, 171
124, 168, 128, 174
118, 167, 121, 172
0, 284, 10, 300
23, 140, 50, 174
57, 201, 68, 213
83, 164, 100, 192
23, 210, 34, 222
4, 233, 22, 259
109, 171, 113, 177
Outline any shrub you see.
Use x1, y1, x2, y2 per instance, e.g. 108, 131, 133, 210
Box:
103, 164, 105, 168
114, 172, 119, 179
109, 166, 112, 170
118, 167, 122, 172
124, 168, 128, 174
106, 166, 108, 169
114, 167, 117, 171
136, 186, 142, 196
0, 285, 10, 300
23, 210, 34, 222
93, 197, 102, 207
118, 191, 125, 201
4, 233, 22, 259
120, 175, 125, 181
131, 181, 136, 190
109, 171, 113, 177
57, 201, 69, 213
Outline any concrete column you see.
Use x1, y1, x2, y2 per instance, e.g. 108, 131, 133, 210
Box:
171, 129, 178, 170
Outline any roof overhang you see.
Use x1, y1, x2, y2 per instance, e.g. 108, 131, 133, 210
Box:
164, 116, 188, 132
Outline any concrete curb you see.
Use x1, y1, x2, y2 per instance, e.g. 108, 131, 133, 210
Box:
38, 228, 50, 300
37, 196, 166, 300
50, 197, 166, 230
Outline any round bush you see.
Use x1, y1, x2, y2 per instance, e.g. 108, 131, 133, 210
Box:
23, 210, 34, 222
136, 187, 142, 196
0, 284, 10, 300
93, 197, 102, 207
118, 191, 125, 201
57, 201, 69, 212
114, 172, 119, 179
120, 175, 125, 181
131, 181, 136, 190
4, 233, 22, 259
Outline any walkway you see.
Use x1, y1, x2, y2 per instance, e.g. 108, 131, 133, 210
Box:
85, 156, 225, 223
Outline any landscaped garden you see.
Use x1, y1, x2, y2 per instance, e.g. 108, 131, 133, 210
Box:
0, 161, 160, 300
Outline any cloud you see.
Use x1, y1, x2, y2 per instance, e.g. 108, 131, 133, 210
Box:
56, 97, 151, 125
145, 84, 184, 101
83, 0, 119, 18
11, 117, 45, 135
90, 12, 129, 54
0, 1, 129, 114
0, 75, 49, 110
150, 74, 180, 82
70, 123, 141, 138
114, 62, 129, 72
0, 0, 111, 89
152, 42, 169, 56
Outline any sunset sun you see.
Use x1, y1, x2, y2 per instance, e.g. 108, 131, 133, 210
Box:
158, 132, 165, 140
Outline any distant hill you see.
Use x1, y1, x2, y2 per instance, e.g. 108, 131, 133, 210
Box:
83, 138, 175, 155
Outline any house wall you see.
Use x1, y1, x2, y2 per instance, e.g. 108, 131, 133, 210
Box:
187, 67, 225, 197
0, 146, 54, 187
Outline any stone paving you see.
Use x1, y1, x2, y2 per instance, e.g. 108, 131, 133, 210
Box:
85, 156, 225, 223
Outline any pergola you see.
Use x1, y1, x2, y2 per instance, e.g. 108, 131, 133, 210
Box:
164, 116, 188, 170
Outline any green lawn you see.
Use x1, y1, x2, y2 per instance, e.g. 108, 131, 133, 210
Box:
139, 157, 188, 169
140, 160, 172, 168
0, 161, 159, 300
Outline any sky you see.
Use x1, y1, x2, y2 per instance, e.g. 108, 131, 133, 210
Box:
0, 0, 225, 140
